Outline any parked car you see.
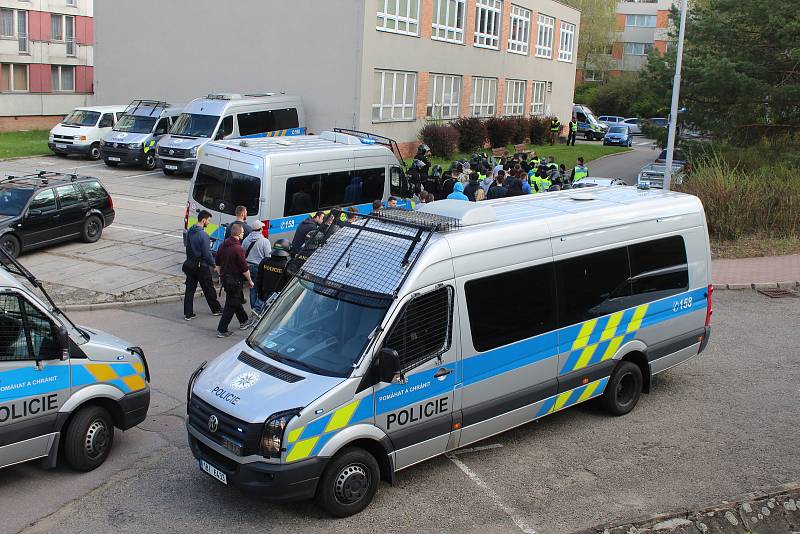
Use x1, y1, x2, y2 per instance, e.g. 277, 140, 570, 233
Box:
48, 106, 128, 161
603, 125, 633, 147
0, 172, 115, 258
598, 115, 625, 126
648, 117, 670, 128
623, 118, 642, 135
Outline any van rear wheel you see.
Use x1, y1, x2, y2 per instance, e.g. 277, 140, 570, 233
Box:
602, 361, 643, 416
63, 405, 115, 471
88, 143, 101, 160
316, 446, 380, 517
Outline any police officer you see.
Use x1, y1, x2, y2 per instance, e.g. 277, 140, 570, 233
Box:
571, 157, 589, 182
549, 117, 562, 145
413, 144, 431, 176
568, 117, 578, 146
292, 230, 325, 272
530, 172, 552, 194
256, 239, 292, 309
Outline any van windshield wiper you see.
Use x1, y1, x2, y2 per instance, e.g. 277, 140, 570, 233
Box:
249, 342, 329, 376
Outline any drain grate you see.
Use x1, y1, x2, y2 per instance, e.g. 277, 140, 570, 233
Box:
757, 288, 799, 298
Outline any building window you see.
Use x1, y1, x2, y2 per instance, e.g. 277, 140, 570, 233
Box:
1, 9, 14, 37
584, 70, 606, 82
625, 14, 656, 27
507, 5, 531, 55
51, 14, 75, 54
504, 79, 526, 117
473, 0, 502, 50
372, 70, 416, 122
377, 0, 420, 36
531, 80, 546, 115
470, 77, 497, 117
1, 63, 29, 92
1, 8, 28, 53
432, 0, 465, 43
535, 14, 555, 58
66, 0, 77, 5
50, 13, 62, 40
428, 74, 462, 119
558, 21, 575, 62
624, 42, 654, 56
51, 65, 75, 92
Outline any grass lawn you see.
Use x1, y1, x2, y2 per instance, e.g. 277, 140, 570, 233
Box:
0, 130, 51, 159
430, 142, 631, 169
711, 235, 800, 259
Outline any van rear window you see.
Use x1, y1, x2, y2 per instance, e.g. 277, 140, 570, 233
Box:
193, 164, 260, 216
237, 108, 299, 137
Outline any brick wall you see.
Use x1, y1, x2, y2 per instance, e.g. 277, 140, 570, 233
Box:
612, 42, 623, 60
461, 74, 472, 118
0, 115, 61, 132
416, 71, 429, 120
500, 4, 511, 53
656, 9, 670, 29
654, 41, 667, 54
616, 13, 626, 31
495, 77, 505, 117
552, 18, 561, 61
420, 0, 433, 39
525, 80, 534, 114
464, 0, 477, 48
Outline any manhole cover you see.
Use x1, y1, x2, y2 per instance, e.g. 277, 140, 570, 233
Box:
757, 288, 799, 298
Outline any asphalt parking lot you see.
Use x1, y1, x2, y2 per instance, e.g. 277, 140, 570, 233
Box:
1, 289, 797, 534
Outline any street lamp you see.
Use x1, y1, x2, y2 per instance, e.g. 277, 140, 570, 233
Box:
663, 0, 689, 190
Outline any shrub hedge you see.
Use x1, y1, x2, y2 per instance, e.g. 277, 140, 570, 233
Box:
419, 123, 459, 159
451, 117, 486, 152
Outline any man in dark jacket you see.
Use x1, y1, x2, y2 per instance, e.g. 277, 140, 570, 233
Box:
487, 173, 508, 199
223, 205, 253, 239
256, 239, 292, 309
291, 211, 325, 253
463, 172, 482, 201
215, 223, 256, 337
183, 210, 221, 320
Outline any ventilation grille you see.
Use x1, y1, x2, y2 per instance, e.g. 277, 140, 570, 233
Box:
237, 352, 304, 383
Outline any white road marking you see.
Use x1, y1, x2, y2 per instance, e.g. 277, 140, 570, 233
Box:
452, 443, 504, 455
119, 171, 164, 179
112, 195, 181, 207
55, 162, 106, 171
112, 224, 183, 239
447, 452, 536, 534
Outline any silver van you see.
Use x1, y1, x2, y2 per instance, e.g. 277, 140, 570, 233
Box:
157, 93, 305, 176
100, 100, 184, 171
186, 187, 712, 516
0, 250, 149, 471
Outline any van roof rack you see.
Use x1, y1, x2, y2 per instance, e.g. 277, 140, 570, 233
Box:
287, 208, 460, 300
332, 128, 407, 168
125, 100, 170, 117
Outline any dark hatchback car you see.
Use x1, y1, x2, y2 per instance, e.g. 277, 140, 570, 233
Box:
0, 172, 115, 258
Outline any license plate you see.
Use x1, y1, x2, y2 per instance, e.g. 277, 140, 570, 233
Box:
165, 165, 178, 170
108, 157, 121, 162
56, 144, 68, 149
199, 459, 227, 485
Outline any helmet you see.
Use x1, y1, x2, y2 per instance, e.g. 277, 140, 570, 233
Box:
303, 231, 325, 251
431, 164, 443, 178
272, 238, 291, 257
412, 159, 426, 171
417, 144, 430, 154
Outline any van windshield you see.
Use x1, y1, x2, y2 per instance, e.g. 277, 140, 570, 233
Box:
170, 113, 220, 138
114, 114, 157, 134
62, 110, 100, 126
247, 280, 389, 378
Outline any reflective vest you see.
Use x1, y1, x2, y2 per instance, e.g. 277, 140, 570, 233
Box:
573, 165, 589, 181
570, 121, 578, 133
530, 157, 540, 167
548, 162, 558, 171
530, 176, 552, 194
550, 120, 561, 133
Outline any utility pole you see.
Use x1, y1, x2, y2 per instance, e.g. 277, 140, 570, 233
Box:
664, 0, 689, 190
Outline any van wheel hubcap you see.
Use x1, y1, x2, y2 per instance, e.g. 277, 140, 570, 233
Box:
85, 420, 109, 460
334, 464, 369, 504
616, 373, 636, 406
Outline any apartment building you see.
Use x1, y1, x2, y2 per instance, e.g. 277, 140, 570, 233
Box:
578, 0, 673, 84
0, 0, 94, 130
94, 0, 579, 154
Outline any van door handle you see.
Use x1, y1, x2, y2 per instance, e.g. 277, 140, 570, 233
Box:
433, 367, 453, 379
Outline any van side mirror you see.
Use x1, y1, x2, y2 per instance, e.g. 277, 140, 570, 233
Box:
58, 326, 70, 360
376, 348, 402, 383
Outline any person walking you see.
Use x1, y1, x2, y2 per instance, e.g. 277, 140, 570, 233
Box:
256, 239, 292, 310
224, 205, 252, 239
215, 224, 256, 338
567, 117, 578, 146
291, 210, 325, 254
182, 210, 222, 321
241, 220, 271, 315
549, 117, 562, 145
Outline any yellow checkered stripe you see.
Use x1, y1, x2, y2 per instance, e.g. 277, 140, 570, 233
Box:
284, 399, 366, 462
536, 377, 610, 418
560, 304, 649, 375
73, 362, 148, 394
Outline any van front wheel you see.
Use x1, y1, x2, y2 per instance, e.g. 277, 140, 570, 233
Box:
602, 360, 643, 416
316, 446, 380, 517
63, 405, 115, 471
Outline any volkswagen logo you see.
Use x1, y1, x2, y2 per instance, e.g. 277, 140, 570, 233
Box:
113, 143, 118, 148
208, 414, 219, 433
169, 149, 174, 155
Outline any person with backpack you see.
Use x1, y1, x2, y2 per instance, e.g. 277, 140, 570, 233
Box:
241, 220, 271, 314
215, 223, 256, 338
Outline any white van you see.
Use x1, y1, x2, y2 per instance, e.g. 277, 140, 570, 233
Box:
186, 187, 713, 516
48, 106, 128, 161
157, 93, 305, 176
185, 129, 410, 250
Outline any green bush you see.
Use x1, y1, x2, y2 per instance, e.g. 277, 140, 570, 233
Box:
528, 117, 550, 145
451, 117, 486, 153
508, 117, 530, 145
419, 123, 459, 159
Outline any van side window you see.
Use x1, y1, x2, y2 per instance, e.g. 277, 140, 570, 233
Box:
284, 168, 386, 216
0, 294, 30, 361
219, 116, 234, 139
98, 113, 114, 128
629, 236, 688, 298
237, 108, 299, 137
556, 247, 630, 326
390, 167, 404, 197
383, 287, 453, 372
465, 264, 557, 352
155, 117, 170, 135
21, 300, 59, 360
193, 164, 260, 216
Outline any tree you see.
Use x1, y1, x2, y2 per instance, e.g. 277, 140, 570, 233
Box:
562, 0, 618, 75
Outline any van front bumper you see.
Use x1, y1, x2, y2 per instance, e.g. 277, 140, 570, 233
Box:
187, 423, 325, 501
101, 145, 146, 165
49, 142, 92, 156
157, 157, 197, 173
118, 387, 150, 430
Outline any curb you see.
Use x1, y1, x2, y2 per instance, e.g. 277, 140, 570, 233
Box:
0, 153, 53, 162
713, 281, 800, 291
62, 292, 184, 312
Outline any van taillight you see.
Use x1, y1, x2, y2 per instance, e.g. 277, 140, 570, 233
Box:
262, 220, 270, 238
184, 202, 190, 230
705, 284, 714, 327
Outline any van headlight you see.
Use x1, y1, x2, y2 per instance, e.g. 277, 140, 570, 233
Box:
129, 142, 143, 150
259, 408, 302, 458
189, 146, 198, 157
186, 361, 207, 407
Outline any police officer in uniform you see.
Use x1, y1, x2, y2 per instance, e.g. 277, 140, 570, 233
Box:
549, 117, 562, 145
256, 239, 292, 309
568, 117, 578, 146
571, 157, 589, 183
413, 144, 431, 177
292, 230, 325, 272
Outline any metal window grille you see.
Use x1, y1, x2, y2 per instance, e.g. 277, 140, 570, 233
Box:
507, 5, 531, 55
377, 0, 420, 36
470, 77, 497, 118
372, 70, 417, 122
473, 0, 502, 49
0, 294, 31, 362
558, 21, 575, 62
432, 0, 465, 43
504, 79, 526, 117
428, 74, 462, 119
536, 14, 554, 58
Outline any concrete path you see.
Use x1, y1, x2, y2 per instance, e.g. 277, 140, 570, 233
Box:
713, 254, 800, 289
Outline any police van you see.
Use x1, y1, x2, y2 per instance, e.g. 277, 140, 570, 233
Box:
186, 186, 713, 516
157, 93, 305, 176
573, 104, 608, 141
0, 250, 150, 472
184, 129, 409, 251
100, 100, 184, 171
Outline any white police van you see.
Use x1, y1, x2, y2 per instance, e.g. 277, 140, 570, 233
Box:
157, 93, 305, 176
186, 187, 712, 516
0, 250, 149, 471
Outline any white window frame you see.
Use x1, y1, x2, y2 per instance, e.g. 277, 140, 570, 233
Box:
473, 0, 502, 50
558, 21, 575, 62
584, 70, 605, 82
372, 70, 417, 123
535, 14, 555, 59
507, 5, 531, 55
531, 81, 547, 115
51, 64, 75, 92
377, 0, 420, 37
625, 14, 656, 27
503, 79, 526, 117
1, 63, 29, 92
470, 77, 497, 118
432, 0, 466, 44
66, 0, 77, 6
623, 42, 653, 55
428, 74, 462, 120
1, 9, 28, 53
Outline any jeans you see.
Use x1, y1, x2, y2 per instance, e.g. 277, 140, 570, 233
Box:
217, 288, 248, 333
184, 264, 221, 317
248, 263, 262, 313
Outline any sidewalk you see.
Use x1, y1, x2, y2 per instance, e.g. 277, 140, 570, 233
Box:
713, 254, 800, 289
